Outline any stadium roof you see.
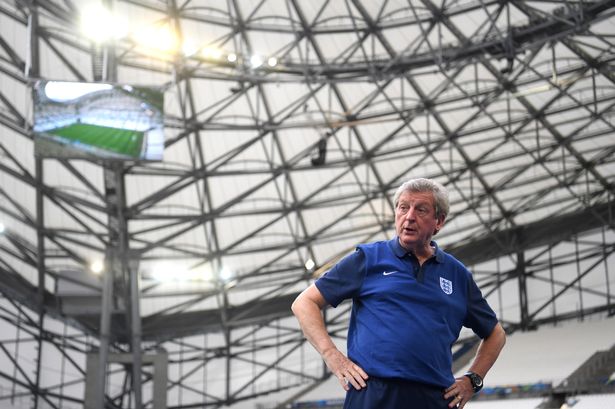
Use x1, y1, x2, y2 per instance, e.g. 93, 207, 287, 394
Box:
0, 0, 614, 407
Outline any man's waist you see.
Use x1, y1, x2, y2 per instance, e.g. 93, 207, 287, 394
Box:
366, 375, 445, 391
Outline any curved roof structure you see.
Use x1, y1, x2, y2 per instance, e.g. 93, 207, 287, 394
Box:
0, 1, 614, 408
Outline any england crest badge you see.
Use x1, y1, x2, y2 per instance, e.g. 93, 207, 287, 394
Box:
440, 277, 453, 295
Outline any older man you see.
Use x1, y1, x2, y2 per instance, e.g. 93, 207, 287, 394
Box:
292, 178, 505, 409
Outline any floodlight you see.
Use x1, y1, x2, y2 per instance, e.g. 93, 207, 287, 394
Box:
90, 259, 104, 274
250, 54, 263, 68
227, 53, 237, 63
304, 259, 315, 270
80, 4, 128, 43
219, 267, 233, 282
133, 24, 178, 53
267, 57, 278, 67
0, 223, 5, 234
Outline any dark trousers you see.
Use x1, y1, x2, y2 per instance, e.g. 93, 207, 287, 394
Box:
343, 377, 454, 409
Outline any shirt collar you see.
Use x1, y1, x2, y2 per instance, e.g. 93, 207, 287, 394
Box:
389, 236, 444, 263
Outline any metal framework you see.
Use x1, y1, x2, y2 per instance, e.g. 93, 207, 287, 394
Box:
0, 0, 614, 408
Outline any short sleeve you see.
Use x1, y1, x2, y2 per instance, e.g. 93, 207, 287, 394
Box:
314, 249, 366, 308
463, 276, 498, 339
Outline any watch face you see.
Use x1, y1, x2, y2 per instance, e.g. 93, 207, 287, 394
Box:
466, 372, 483, 392
473, 374, 483, 387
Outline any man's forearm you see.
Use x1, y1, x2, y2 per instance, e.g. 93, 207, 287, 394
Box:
445, 323, 506, 408
292, 286, 369, 391
291, 287, 338, 356
468, 323, 506, 378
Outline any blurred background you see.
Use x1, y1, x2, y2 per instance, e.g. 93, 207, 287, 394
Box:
0, 0, 614, 408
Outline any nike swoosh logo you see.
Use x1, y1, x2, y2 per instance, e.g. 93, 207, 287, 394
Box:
383, 271, 398, 276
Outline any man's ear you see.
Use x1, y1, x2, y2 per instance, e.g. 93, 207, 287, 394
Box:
433, 216, 446, 236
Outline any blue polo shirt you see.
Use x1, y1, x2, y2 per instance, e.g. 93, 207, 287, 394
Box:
315, 237, 498, 388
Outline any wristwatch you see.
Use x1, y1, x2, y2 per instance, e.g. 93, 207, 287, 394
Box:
464, 371, 483, 393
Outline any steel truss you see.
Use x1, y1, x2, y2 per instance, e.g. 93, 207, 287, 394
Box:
0, 0, 614, 408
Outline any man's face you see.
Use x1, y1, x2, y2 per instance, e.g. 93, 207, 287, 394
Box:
395, 190, 445, 252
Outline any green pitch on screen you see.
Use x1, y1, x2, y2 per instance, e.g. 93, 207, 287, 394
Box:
49, 123, 144, 158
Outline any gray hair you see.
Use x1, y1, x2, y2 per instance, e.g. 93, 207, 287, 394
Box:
393, 178, 449, 221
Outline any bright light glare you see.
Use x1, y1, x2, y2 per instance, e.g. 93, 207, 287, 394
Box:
305, 259, 315, 270
133, 24, 178, 53
267, 57, 278, 67
185, 266, 213, 282
0, 223, 5, 234
44, 81, 112, 102
151, 264, 180, 283
250, 54, 263, 68
182, 39, 199, 57
81, 5, 128, 43
90, 259, 104, 274
197, 268, 213, 282
219, 267, 233, 282
227, 53, 237, 63
202, 47, 222, 60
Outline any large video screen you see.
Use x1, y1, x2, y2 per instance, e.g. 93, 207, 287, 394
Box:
33, 80, 164, 161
